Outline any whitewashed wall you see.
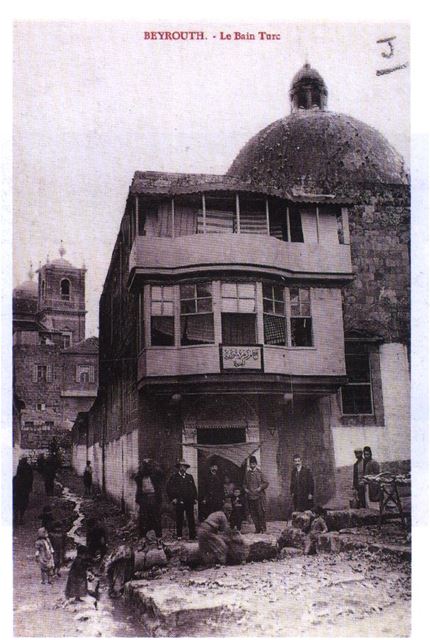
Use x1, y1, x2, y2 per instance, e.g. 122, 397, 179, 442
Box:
332, 343, 410, 467
87, 430, 139, 511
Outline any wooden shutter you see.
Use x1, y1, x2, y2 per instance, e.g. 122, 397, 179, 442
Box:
89, 365, 95, 383
32, 365, 38, 382
76, 366, 80, 382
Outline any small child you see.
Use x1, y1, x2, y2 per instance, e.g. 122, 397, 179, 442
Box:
303, 506, 328, 555
35, 527, 55, 585
230, 487, 245, 532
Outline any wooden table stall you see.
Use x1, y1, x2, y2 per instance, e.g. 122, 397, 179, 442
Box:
363, 472, 411, 529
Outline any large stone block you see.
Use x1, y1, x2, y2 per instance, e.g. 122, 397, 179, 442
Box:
317, 532, 341, 553
277, 525, 306, 550
325, 510, 352, 530
246, 538, 277, 562
291, 511, 313, 532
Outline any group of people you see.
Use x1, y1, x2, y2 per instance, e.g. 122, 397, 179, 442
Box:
132, 455, 271, 546
131, 453, 325, 547
352, 445, 380, 508
35, 503, 107, 603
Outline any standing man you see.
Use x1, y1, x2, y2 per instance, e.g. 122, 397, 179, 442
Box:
243, 455, 269, 533
133, 458, 164, 544
83, 460, 93, 497
200, 460, 225, 520
363, 446, 380, 505
290, 454, 314, 512
166, 459, 197, 540
352, 448, 366, 508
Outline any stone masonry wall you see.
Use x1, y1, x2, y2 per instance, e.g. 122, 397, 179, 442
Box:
343, 188, 410, 344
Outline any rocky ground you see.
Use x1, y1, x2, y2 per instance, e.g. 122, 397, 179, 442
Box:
13, 468, 411, 637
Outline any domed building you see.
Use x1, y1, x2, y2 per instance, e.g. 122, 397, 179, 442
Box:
13, 245, 99, 467
80, 64, 410, 516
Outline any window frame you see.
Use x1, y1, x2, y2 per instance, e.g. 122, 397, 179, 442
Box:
60, 278, 71, 301
289, 287, 313, 348
150, 285, 175, 347
221, 282, 257, 345
262, 283, 287, 346
341, 344, 375, 416
179, 283, 215, 346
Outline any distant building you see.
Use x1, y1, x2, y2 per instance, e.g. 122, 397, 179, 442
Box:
77, 64, 410, 516
13, 244, 98, 467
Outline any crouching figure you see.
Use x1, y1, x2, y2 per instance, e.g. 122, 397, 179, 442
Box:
198, 510, 246, 566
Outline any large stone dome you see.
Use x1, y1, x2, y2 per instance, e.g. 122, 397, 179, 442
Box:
227, 64, 409, 194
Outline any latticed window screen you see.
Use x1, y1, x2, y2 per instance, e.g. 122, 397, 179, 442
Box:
150, 285, 175, 346
180, 283, 214, 345
263, 283, 286, 345
289, 287, 313, 347
341, 344, 374, 415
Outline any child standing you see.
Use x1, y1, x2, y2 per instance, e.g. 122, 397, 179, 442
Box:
230, 487, 245, 532
35, 527, 55, 585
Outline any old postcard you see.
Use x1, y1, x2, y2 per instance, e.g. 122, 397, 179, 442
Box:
6, 14, 424, 638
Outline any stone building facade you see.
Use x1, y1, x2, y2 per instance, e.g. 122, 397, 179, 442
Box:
75, 64, 410, 517
13, 246, 98, 467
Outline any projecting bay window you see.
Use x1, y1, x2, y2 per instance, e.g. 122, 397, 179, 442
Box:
150, 286, 175, 346
221, 283, 257, 345
263, 284, 287, 345
180, 283, 214, 345
289, 287, 313, 347
341, 343, 374, 415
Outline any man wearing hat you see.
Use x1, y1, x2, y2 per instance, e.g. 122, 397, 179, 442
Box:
352, 448, 366, 508
200, 459, 225, 520
166, 459, 198, 540
243, 456, 269, 533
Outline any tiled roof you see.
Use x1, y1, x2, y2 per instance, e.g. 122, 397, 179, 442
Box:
63, 336, 99, 353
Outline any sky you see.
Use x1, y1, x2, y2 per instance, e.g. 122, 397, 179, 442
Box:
13, 21, 410, 337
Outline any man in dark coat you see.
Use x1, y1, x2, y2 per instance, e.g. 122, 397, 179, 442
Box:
363, 446, 381, 504
13, 457, 34, 525
290, 454, 314, 512
200, 461, 224, 520
352, 448, 366, 508
166, 459, 197, 540
43, 455, 57, 496
86, 517, 108, 560
133, 459, 164, 542
243, 456, 269, 533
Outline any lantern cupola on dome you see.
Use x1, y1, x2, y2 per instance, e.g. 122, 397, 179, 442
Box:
289, 62, 328, 112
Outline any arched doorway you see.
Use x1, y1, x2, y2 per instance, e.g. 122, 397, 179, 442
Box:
182, 395, 261, 518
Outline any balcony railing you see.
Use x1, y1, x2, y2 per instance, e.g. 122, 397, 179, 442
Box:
129, 234, 352, 281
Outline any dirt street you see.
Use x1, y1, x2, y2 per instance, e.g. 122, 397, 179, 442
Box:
13, 469, 411, 637
13, 472, 147, 637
